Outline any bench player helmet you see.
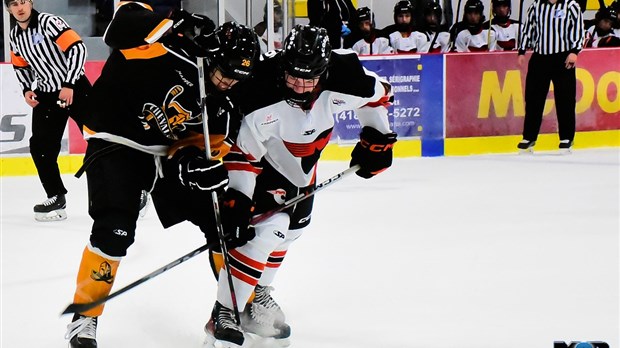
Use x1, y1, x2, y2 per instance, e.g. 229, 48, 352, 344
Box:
196, 21, 259, 81
424, 1, 443, 29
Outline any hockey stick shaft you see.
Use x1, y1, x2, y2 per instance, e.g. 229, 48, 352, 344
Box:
61, 164, 358, 315
197, 58, 242, 324
250, 164, 361, 226
62, 240, 218, 315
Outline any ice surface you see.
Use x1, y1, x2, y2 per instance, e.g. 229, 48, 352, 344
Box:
1, 149, 619, 348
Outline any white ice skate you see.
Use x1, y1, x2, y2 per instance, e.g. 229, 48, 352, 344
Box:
34, 194, 67, 222
241, 286, 291, 347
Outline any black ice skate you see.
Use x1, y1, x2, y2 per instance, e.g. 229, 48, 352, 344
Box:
241, 285, 291, 346
33, 194, 67, 221
204, 301, 245, 348
517, 140, 536, 154
138, 190, 150, 218
559, 139, 573, 154
65, 314, 98, 348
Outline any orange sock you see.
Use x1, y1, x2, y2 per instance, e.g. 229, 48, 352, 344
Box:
72, 245, 121, 317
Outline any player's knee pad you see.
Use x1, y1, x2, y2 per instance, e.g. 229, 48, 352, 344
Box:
90, 212, 137, 257
73, 243, 121, 317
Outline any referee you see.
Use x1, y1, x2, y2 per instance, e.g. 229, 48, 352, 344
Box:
6, 0, 91, 221
516, 0, 584, 153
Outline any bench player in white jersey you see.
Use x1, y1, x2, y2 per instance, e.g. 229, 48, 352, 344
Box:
454, 0, 498, 52
351, 7, 394, 55
585, 6, 620, 47
483, 0, 520, 50
381, 0, 420, 53
414, 1, 451, 53
204, 25, 397, 348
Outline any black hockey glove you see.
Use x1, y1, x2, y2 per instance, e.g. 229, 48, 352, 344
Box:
171, 146, 228, 192
350, 127, 397, 179
170, 9, 216, 38
221, 189, 256, 249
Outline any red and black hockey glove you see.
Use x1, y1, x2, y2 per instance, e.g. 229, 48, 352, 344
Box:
170, 146, 228, 192
221, 189, 256, 249
350, 127, 397, 179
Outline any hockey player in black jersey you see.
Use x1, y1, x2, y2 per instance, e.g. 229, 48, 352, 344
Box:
64, 3, 259, 347
204, 25, 397, 348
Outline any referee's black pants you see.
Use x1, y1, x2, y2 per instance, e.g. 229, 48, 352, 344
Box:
523, 52, 576, 142
30, 75, 91, 198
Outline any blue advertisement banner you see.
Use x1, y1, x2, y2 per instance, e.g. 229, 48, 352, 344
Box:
331, 55, 444, 156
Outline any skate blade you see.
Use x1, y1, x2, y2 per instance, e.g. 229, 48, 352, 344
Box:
518, 148, 534, 155
35, 209, 67, 222
203, 332, 248, 348
558, 148, 572, 155
138, 192, 150, 219
245, 332, 290, 348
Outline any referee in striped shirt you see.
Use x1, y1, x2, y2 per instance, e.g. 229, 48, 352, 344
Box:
6, 0, 91, 220
516, 0, 584, 152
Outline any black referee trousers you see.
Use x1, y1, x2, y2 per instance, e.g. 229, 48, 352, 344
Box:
30, 75, 91, 198
523, 52, 576, 142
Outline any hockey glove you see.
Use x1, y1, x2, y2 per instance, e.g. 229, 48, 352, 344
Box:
350, 127, 397, 179
171, 146, 228, 192
170, 9, 216, 38
221, 189, 256, 249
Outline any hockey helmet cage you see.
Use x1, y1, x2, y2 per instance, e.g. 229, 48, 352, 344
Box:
282, 25, 331, 79
393, 0, 414, 15
104, 1, 173, 49
464, 0, 484, 13
197, 22, 260, 81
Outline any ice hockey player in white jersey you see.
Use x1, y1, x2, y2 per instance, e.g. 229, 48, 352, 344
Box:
351, 7, 394, 55
483, 0, 520, 50
414, 1, 451, 53
381, 0, 420, 53
204, 24, 397, 348
584, 6, 620, 47
453, 0, 498, 52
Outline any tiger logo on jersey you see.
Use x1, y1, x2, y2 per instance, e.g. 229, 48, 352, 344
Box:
139, 85, 194, 140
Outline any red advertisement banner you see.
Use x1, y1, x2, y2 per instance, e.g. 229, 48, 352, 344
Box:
446, 49, 620, 138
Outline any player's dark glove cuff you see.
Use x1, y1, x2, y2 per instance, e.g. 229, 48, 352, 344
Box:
350, 127, 397, 179
172, 146, 229, 192
221, 189, 256, 249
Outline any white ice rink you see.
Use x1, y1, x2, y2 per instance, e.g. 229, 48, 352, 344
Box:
1, 148, 619, 348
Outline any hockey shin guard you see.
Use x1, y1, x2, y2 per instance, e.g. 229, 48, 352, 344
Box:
211, 249, 257, 304
72, 244, 121, 317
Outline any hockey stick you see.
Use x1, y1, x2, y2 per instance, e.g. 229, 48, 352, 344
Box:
62, 240, 219, 315
250, 164, 361, 226
517, 0, 525, 49
61, 164, 359, 315
197, 57, 242, 324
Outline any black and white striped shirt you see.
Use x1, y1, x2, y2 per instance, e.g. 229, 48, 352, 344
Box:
9, 10, 87, 93
518, 0, 584, 55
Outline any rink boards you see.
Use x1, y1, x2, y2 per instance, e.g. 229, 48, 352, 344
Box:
1, 48, 619, 176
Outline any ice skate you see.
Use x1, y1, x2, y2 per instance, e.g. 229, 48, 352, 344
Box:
517, 140, 536, 154
34, 194, 67, 221
241, 285, 291, 347
204, 301, 245, 348
138, 190, 150, 218
65, 314, 98, 348
559, 140, 573, 155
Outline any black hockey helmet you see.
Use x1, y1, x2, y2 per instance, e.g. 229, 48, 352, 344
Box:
394, 0, 414, 15
424, 1, 443, 19
596, 6, 619, 24
196, 21, 259, 81
491, 0, 511, 8
356, 6, 376, 27
282, 24, 331, 79
464, 0, 484, 13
